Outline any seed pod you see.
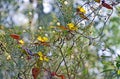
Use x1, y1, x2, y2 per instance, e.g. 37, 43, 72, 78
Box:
10, 34, 20, 40
102, 1, 113, 9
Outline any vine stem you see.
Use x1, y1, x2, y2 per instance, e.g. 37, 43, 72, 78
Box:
58, 46, 71, 79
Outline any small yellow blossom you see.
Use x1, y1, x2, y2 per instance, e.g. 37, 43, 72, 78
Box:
38, 52, 43, 57
117, 70, 120, 75
18, 40, 25, 45
43, 37, 48, 41
77, 6, 86, 14
67, 23, 77, 31
37, 36, 43, 42
37, 36, 48, 42
37, 52, 49, 62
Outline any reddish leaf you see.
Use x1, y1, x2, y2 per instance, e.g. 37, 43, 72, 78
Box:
26, 55, 31, 60
10, 34, 20, 40
51, 72, 56, 76
56, 74, 65, 79
51, 72, 65, 79
102, 1, 113, 9
32, 67, 40, 79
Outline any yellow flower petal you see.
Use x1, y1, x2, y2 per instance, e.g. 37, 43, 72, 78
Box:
44, 57, 49, 62
37, 52, 49, 61
39, 57, 44, 61
117, 70, 120, 75
37, 52, 43, 57
37, 36, 48, 42
67, 23, 77, 31
77, 6, 86, 14
43, 37, 48, 42
18, 40, 24, 45
67, 23, 74, 27
37, 36, 43, 42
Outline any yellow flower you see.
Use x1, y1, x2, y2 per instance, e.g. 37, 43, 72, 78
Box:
37, 36, 48, 42
43, 37, 48, 42
67, 23, 77, 31
77, 6, 86, 14
37, 36, 43, 41
18, 40, 25, 45
37, 52, 43, 57
37, 52, 49, 62
117, 70, 120, 75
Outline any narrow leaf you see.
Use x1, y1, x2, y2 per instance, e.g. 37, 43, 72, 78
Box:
10, 34, 20, 40
102, 2, 113, 9
32, 67, 40, 79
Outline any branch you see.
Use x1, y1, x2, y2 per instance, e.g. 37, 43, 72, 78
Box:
58, 46, 71, 79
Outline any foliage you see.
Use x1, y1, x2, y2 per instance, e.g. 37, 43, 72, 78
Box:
0, 0, 120, 79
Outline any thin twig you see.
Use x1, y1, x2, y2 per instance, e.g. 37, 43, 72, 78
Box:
58, 46, 71, 79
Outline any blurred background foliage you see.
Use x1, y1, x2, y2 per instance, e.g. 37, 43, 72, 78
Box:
0, 0, 120, 79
